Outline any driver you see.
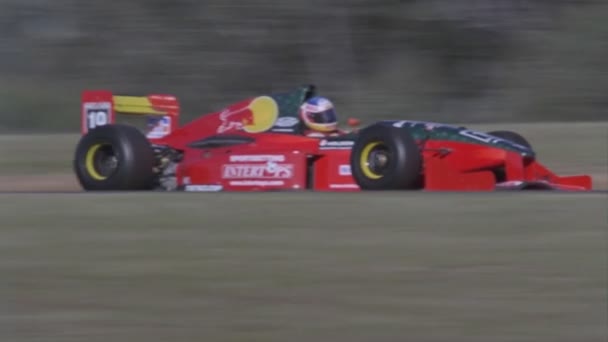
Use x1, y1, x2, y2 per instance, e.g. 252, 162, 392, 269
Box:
300, 96, 345, 137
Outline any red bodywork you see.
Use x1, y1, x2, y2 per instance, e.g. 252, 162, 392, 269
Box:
420, 140, 592, 191
80, 90, 593, 192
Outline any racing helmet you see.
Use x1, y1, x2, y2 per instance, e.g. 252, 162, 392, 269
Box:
299, 96, 338, 132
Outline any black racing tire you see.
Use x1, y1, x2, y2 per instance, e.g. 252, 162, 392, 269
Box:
73, 124, 157, 191
487, 130, 532, 149
350, 123, 422, 190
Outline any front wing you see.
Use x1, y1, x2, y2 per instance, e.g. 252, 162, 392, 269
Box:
421, 140, 592, 191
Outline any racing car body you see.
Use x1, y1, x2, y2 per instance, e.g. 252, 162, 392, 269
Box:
74, 85, 593, 192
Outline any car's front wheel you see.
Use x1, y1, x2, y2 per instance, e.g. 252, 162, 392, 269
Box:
487, 130, 532, 149
349, 123, 422, 190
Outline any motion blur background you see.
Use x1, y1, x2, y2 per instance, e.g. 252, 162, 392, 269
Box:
1, 3, 606, 341
0, 0, 606, 131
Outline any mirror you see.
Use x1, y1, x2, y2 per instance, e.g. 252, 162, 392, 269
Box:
347, 118, 361, 127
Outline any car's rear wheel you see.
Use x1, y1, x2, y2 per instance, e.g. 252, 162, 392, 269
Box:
74, 124, 157, 191
350, 123, 422, 190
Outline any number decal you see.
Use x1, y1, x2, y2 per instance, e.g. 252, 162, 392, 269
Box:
87, 110, 108, 129
83, 102, 112, 131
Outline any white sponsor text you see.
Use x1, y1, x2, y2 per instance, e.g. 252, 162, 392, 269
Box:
339, 164, 351, 176
222, 162, 293, 179
229, 155, 286, 162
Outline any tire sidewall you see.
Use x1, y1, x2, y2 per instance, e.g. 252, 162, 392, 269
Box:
74, 125, 157, 190
350, 124, 422, 190
487, 130, 532, 149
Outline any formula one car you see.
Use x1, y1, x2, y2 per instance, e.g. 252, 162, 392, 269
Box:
73, 85, 592, 192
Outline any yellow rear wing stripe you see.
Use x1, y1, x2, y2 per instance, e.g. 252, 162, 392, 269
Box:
113, 95, 166, 115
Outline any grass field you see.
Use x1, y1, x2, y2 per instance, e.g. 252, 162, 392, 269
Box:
0, 192, 606, 342
0, 122, 606, 341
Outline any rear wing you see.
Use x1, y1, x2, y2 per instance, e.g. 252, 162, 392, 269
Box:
81, 90, 180, 139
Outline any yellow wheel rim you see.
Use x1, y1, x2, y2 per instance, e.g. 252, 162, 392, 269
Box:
85, 143, 108, 181
359, 141, 384, 179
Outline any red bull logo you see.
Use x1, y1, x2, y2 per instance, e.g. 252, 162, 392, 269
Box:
217, 96, 279, 134
217, 106, 254, 134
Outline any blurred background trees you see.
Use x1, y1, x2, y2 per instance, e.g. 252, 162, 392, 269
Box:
0, 0, 606, 131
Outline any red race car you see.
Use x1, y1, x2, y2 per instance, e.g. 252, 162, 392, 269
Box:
73, 85, 593, 192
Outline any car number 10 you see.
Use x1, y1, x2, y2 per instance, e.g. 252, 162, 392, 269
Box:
83, 101, 112, 130
87, 110, 109, 129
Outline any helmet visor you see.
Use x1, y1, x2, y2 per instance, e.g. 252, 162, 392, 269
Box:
307, 108, 337, 124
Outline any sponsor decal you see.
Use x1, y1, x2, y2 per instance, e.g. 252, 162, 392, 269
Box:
146, 116, 172, 139
460, 129, 532, 150
496, 180, 551, 190
496, 181, 524, 187
319, 140, 354, 149
229, 154, 285, 162
222, 161, 294, 179
392, 120, 408, 128
459, 130, 505, 144
185, 185, 223, 192
217, 96, 279, 134
307, 132, 327, 138
329, 184, 359, 189
230, 180, 285, 186
390, 120, 449, 130
495, 181, 525, 191
274, 117, 299, 128
424, 123, 439, 130
339, 164, 351, 176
